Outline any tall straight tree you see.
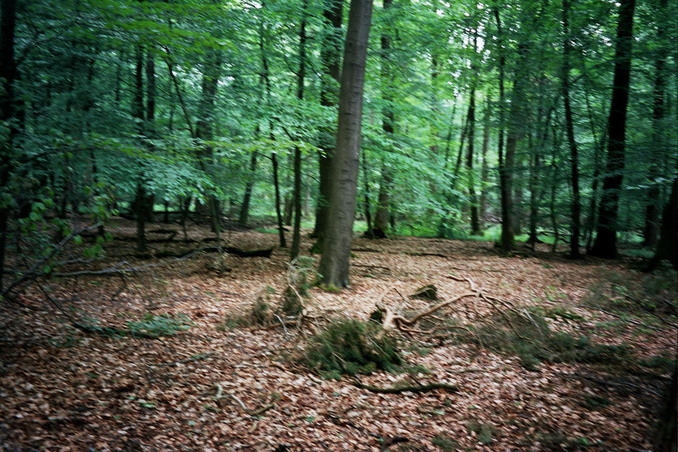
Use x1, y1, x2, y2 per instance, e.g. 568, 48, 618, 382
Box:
590, 0, 636, 258
562, 0, 582, 258
318, 0, 373, 289
0, 0, 18, 292
374, 0, 394, 237
290, 0, 309, 260
312, 0, 343, 242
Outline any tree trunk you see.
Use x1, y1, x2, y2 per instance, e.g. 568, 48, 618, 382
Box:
132, 44, 148, 253
239, 150, 258, 227
195, 48, 222, 235
291, 0, 309, 261
646, 176, 677, 271
493, 7, 514, 252
643, 0, 668, 249
0, 0, 18, 292
589, 0, 636, 258
374, 0, 394, 237
318, 0, 373, 289
479, 97, 490, 225
466, 87, 481, 235
312, 0, 343, 242
562, 0, 582, 258
272, 152, 286, 248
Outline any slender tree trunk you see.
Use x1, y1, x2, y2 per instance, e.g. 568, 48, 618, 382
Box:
374, 0, 394, 236
362, 151, 373, 237
643, 0, 668, 249
195, 48, 222, 235
239, 150, 258, 227
0, 0, 18, 292
493, 7, 514, 252
132, 44, 148, 253
318, 0, 373, 288
562, 0, 582, 258
466, 87, 481, 235
291, 0, 309, 260
272, 152, 286, 248
312, 0, 343, 242
479, 97, 491, 225
590, 0, 636, 258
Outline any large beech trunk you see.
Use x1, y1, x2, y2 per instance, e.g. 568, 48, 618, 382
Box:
318, 0, 373, 288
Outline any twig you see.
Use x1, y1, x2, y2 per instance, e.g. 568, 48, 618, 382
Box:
213, 384, 275, 416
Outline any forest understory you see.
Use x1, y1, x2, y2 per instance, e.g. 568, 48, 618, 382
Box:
1, 219, 676, 451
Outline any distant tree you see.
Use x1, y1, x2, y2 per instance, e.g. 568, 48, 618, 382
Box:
318, 0, 373, 289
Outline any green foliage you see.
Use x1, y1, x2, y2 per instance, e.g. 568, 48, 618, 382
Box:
431, 434, 460, 451
460, 308, 632, 370
466, 420, 495, 445
126, 313, 193, 337
305, 319, 402, 379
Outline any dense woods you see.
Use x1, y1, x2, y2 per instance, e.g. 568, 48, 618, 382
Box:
1, 0, 677, 449
1, 0, 676, 279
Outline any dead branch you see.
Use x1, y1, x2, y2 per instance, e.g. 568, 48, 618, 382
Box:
352, 379, 458, 394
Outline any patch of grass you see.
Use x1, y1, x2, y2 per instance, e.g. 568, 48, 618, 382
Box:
466, 420, 495, 445
578, 395, 613, 411
305, 319, 402, 379
431, 434, 460, 451
460, 308, 632, 370
126, 313, 193, 337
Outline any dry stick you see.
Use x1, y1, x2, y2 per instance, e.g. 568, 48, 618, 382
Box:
352, 379, 458, 394
393, 292, 478, 326
214, 384, 275, 416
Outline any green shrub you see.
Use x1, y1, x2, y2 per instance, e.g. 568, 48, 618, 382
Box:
305, 319, 402, 379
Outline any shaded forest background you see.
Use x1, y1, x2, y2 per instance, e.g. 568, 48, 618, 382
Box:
0, 0, 676, 277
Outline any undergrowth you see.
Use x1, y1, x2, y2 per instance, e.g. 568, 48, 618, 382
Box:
305, 319, 402, 379
459, 308, 633, 371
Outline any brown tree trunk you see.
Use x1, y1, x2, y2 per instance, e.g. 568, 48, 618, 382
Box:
589, 0, 636, 258
290, 0, 309, 260
374, 0, 394, 237
643, 0, 668, 249
318, 0, 373, 289
312, 0, 343, 242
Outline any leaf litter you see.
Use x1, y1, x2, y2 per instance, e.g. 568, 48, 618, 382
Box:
0, 219, 675, 450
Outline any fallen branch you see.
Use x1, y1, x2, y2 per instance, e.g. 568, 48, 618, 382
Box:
352, 379, 458, 394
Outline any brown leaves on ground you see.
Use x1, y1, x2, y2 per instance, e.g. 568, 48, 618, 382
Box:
1, 220, 675, 451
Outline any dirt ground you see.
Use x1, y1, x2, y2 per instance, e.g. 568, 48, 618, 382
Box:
1, 219, 676, 451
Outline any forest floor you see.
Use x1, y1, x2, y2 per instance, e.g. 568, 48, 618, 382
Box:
1, 218, 676, 451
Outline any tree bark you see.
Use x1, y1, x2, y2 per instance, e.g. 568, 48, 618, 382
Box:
643, 0, 668, 249
0, 0, 18, 292
291, 0, 309, 260
492, 7, 514, 252
562, 0, 582, 258
374, 0, 394, 237
589, 0, 636, 258
318, 0, 373, 289
646, 175, 677, 271
313, 0, 343, 243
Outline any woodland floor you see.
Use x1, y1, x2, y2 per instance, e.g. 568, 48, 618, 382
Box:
1, 218, 676, 451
